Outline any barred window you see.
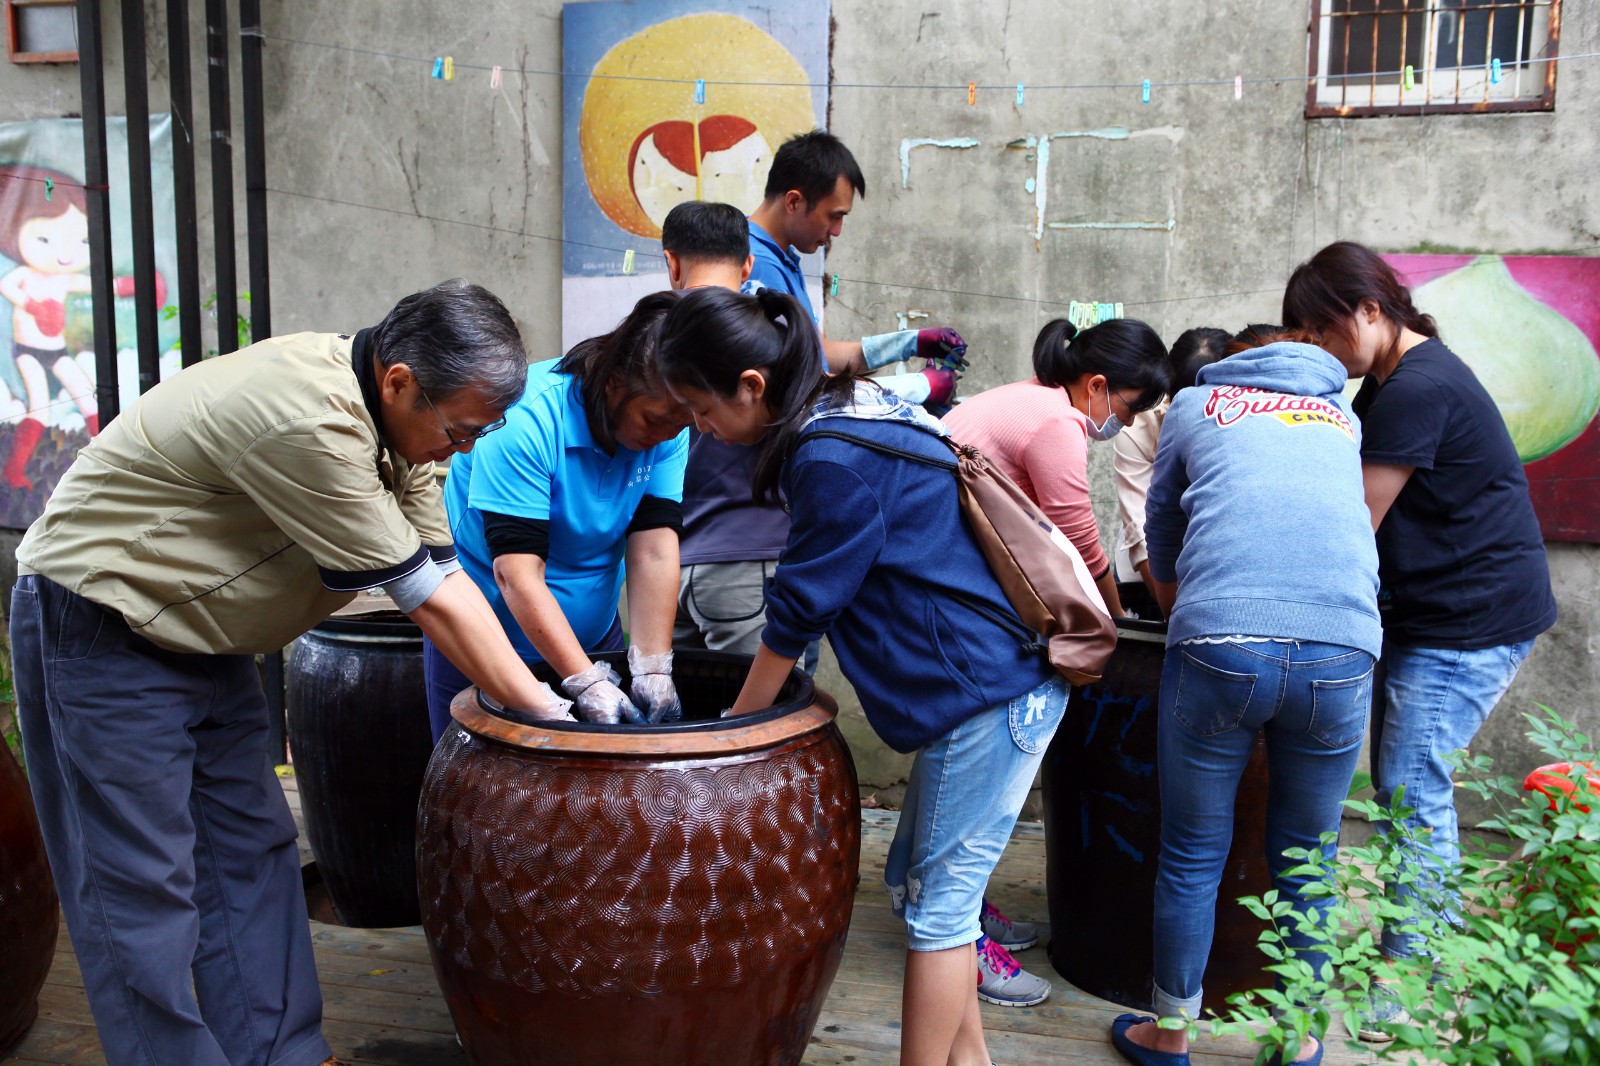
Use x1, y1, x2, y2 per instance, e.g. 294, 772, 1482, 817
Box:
1307, 0, 1560, 117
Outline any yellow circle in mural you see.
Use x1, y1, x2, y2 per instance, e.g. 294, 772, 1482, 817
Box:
579, 12, 817, 239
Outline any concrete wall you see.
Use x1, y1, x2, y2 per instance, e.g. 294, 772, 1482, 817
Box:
3, 1, 1596, 821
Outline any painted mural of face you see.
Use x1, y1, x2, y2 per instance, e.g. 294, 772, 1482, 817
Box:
18, 206, 90, 275
630, 116, 774, 230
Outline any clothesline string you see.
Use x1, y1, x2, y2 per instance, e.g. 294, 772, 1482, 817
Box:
244, 29, 1598, 92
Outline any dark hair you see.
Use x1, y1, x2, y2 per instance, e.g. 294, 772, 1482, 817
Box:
0, 164, 89, 264
371, 279, 528, 410
1167, 327, 1231, 396
763, 129, 866, 206
657, 286, 851, 502
556, 290, 681, 454
1282, 241, 1439, 363
1225, 325, 1317, 356
660, 201, 749, 265
1031, 317, 1169, 412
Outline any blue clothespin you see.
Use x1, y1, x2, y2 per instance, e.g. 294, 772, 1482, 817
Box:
1016, 83, 1025, 107
829, 274, 840, 297
431, 57, 444, 79
43, 177, 54, 201
1491, 57, 1502, 84
694, 79, 706, 104
1141, 79, 1151, 104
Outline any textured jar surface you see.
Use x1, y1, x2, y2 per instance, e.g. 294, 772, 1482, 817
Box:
417, 706, 859, 1066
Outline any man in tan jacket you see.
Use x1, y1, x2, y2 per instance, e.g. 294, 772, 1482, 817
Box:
11, 280, 573, 1066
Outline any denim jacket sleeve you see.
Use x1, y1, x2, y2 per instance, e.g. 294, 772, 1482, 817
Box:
760, 455, 887, 658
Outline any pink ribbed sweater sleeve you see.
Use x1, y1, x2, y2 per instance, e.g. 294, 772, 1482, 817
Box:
946, 383, 1109, 577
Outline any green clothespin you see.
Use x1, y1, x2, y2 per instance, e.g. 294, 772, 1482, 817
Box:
829, 273, 840, 297
1403, 64, 1415, 91
622, 249, 636, 275
43, 178, 54, 201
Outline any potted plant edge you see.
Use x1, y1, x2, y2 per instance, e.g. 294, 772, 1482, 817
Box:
1184, 706, 1600, 1066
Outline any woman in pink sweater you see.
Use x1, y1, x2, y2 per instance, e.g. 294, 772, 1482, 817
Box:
944, 318, 1169, 619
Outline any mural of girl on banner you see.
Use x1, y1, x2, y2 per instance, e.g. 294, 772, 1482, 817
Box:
0, 117, 176, 526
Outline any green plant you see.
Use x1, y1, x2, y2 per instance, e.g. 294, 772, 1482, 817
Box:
1210, 706, 1600, 1065
0, 628, 20, 771
161, 291, 252, 356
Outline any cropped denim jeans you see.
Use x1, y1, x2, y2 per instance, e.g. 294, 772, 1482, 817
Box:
1151, 639, 1374, 1022
885, 675, 1069, 951
1370, 639, 1535, 959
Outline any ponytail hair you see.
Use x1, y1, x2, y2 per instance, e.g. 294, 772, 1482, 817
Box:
1282, 241, 1438, 362
657, 286, 855, 503
1167, 326, 1231, 396
1031, 316, 1170, 411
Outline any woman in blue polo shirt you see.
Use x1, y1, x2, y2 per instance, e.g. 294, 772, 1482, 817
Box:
424, 291, 692, 734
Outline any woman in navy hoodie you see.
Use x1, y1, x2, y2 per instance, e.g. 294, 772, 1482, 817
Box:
1111, 332, 1382, 1066
657, 285, 1063, 1066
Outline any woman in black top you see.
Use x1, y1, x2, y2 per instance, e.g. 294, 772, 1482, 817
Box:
1283, 241, 1556, 1035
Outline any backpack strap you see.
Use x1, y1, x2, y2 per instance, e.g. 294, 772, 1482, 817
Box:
800, 427, 960, 472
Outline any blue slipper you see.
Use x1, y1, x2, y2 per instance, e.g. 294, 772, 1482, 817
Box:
1266, 1036, 1323, 1066
1110, 1014, 1190, 1066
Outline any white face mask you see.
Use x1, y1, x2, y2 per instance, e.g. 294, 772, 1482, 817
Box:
1075, 383, 1126, 441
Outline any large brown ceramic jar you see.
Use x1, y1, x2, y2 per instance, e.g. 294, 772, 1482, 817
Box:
1042, 619, 1272, 1011
0, 741, 58, 1054
417, 650, 859, 1066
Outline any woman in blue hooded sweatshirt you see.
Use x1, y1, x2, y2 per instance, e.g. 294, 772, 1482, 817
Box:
657, 285, 1063, 1066
1110, 330, 1381, 1066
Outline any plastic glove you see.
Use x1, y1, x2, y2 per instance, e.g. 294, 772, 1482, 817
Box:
24, 298, 66, 338
914, 327, 969, 372
562, 660, 645, 725
627, 646, 682, 724
523, 680, 578, 722
860, 327, 969, 372
873, 367, 957, 411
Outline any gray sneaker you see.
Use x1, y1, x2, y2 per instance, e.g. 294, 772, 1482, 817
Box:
980, 897, 1040, 951
976, 934, 1051, 1007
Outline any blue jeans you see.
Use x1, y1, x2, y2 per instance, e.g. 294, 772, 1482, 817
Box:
10, 576, 331, 1066
1371, 639, 1535, 959
885, 675, 1069, 951
1152, 639, 1374, 1021
422, 616, 625, 741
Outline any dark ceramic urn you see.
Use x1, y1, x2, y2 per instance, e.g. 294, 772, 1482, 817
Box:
1042, 619, 1273, 1011
416, 650, 860, 1066
286, 612, 432, 927
0, 740, 58, 1054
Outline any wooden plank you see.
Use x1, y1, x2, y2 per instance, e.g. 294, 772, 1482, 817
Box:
0, 795, 1387, 1066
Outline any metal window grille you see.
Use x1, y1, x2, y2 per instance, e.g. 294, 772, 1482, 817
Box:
1307, 0, 1560, 117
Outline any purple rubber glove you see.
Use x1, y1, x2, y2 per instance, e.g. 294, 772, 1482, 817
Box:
627, 646, 682, 724
874, 367, 958, 412
915, 327, 969, 372
562, 660, 646, 725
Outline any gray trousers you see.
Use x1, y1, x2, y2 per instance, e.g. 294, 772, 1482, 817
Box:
673, 560, 773, 656
9, 575, 331, 1066
674, 561, 820, 675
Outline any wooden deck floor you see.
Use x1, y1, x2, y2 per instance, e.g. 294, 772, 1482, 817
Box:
6, 778, 1379, 1066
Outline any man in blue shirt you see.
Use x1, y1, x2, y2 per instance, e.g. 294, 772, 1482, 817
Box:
743, 130, 968, 404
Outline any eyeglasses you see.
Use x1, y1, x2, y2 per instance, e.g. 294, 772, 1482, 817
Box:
418, 383, 507, 447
